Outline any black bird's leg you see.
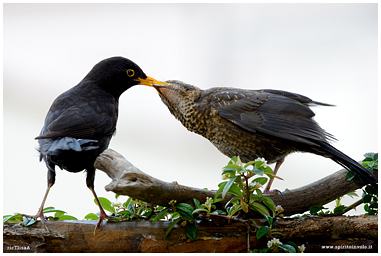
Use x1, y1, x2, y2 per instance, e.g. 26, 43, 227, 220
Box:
263, 158, 284, 194
86, 167, 112, 234
17, 166, 56, 232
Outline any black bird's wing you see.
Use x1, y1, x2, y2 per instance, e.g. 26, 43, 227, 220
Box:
36, 100, 117, 140
210, 89, 334, 146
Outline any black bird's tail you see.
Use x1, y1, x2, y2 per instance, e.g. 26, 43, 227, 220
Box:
319, 142, 377, 187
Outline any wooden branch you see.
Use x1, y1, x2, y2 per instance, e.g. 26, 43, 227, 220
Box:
94, 149, 376, 216
3, 216, 377, 253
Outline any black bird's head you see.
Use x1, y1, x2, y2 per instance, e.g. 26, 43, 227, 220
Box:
85, 56, 164, 97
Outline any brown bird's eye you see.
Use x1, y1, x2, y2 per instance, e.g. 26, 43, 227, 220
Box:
126, 69, 135, 77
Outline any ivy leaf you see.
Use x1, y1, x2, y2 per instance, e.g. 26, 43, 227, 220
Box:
43, 208, 66, 214
185, 221, 198, 241
256, 225, 271, 239
164, 218, 182, 239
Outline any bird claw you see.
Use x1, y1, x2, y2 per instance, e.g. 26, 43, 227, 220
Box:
16, 210, 50, 232
93, 211, 113, 235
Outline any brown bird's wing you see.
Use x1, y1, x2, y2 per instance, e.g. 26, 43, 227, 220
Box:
211, 89, 334, 146
36, 106, 115, 140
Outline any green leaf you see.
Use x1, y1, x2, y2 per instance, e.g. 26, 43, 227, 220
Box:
176, 203, 194, 214
333, 205, 346, 213
256, 225, 271, 239
123, 197, 132, 208
152, 208, 169, 225
192, 208, 209, 214
43, 206, 55, 211
94, 197, 115, 214
178, 209, 194, 220
279, 244, 296, 253
23, 217, 37, 227
222, 176, 237, 199
43, 208, 66, 214
215, 182, 227, 200
225, 196, 241, 209
261, 197, 275, 215
59, 215, 78, 220
250, 168, 264, 176
249, 202, 270, 217
264, 215, 274, 227
193, 198, 200, 208
54, 211, 65, 218
84, 213, 99, 220
251, 177, 268, 186
309, 205, 326, 215
345, 171, 355, 182
185, 221, 198, 241
363, 194, 372, 203
244, 161, 256, 168
164, 218, 182, 239
3, 214, 23, 224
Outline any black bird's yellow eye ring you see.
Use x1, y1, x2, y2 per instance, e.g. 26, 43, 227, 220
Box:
126, 69, 135, 77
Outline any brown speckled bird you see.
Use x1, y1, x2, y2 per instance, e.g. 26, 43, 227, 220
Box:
154, 80, 377, 191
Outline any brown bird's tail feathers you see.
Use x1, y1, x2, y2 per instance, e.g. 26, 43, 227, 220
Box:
319, 141, 377, 187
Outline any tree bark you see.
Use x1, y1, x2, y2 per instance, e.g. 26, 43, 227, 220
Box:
3, 215, 377, 253
94, 149, 376, 216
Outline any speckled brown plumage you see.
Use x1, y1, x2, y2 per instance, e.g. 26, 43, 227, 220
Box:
154, 80, 377, 188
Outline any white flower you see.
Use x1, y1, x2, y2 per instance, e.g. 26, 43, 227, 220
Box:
251, 181, 262, 189
255, 157, 268, 168
298, 244, 306, 253
267, 238, 283, 249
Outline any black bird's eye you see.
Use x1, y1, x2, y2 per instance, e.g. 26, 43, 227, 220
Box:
126, 69, 135, 77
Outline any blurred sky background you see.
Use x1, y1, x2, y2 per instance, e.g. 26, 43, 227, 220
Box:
4, 3, 378, 219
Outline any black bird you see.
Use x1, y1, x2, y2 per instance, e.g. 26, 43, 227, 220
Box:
153, 80, 377, 191
22, 57, 164, 232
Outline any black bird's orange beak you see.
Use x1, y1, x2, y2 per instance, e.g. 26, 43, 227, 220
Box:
135, 76, 169, 88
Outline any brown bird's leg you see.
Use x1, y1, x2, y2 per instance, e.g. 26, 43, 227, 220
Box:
17, 167, 56, 232
263, 158, 284, 194
86, 168, 112, 234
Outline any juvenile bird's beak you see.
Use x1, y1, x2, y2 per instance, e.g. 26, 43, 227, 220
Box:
136, 76, 169, 87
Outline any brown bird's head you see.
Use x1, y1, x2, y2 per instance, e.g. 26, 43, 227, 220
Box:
153, 80, 203, 122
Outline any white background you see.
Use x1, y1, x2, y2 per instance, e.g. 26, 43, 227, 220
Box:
4, 3, 378, 219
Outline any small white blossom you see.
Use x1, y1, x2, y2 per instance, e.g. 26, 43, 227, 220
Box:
267, 238, 283, 249
255, 157, 268, 168
298, 244, 306, 253
251, 181, 262, 190
275, 205, 284, 213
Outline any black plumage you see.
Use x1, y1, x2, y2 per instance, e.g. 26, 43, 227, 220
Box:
154, 80, 377, 190
23, 57, 164, 232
